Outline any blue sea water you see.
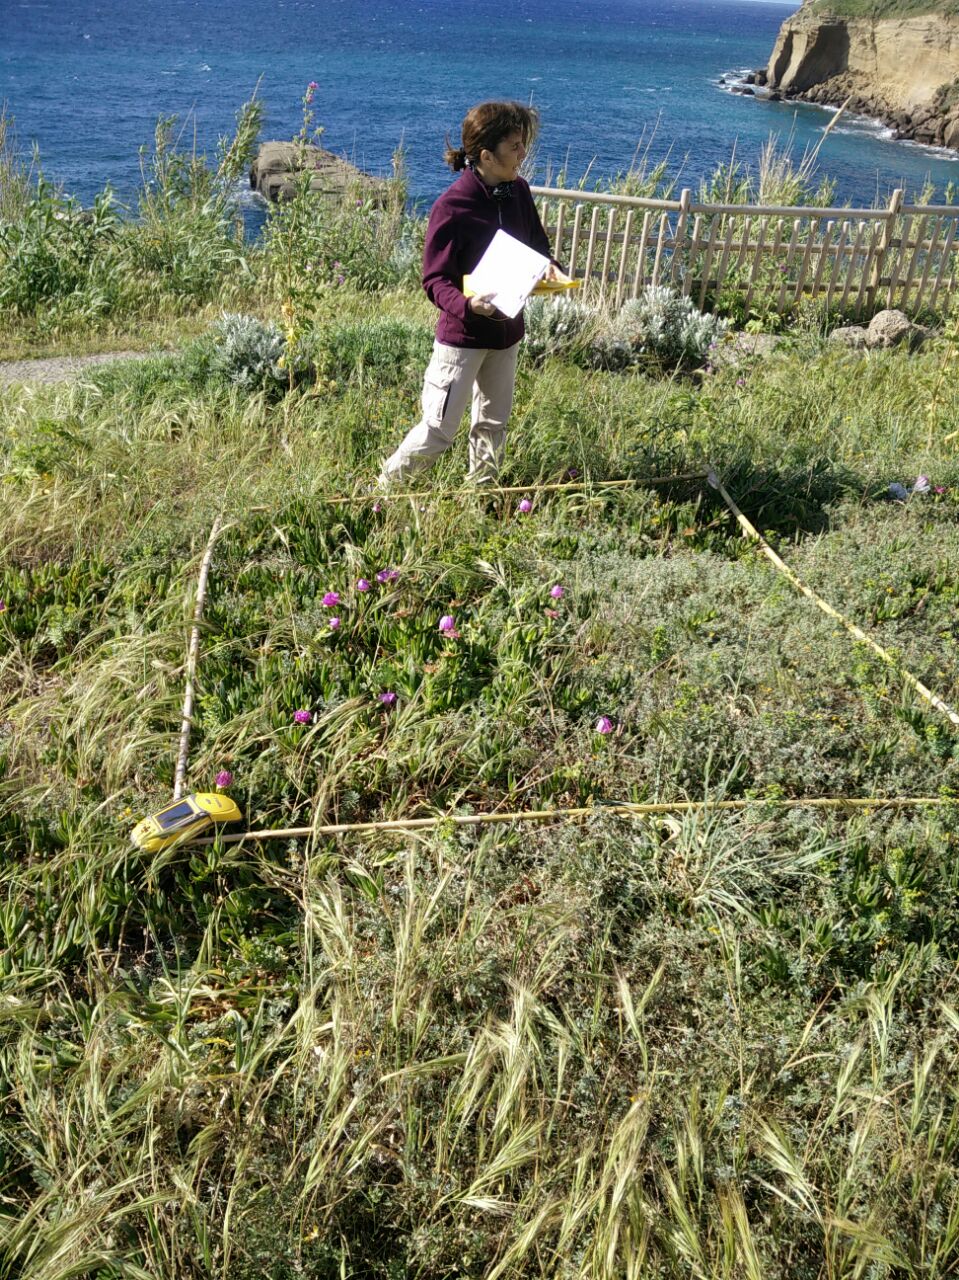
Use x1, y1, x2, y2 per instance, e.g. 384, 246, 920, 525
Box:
3, 0, 959, 228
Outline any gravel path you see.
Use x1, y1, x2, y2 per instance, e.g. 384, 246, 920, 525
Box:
0, 351, 158, 386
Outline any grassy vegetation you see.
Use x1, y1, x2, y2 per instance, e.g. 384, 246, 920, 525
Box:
811, 0, 959, 19
4, 107, 959, 1279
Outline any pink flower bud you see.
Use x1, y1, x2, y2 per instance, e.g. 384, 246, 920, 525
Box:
322, 591, 340, 607
294, 709, 312, 724
357, 578, 371, 592
517, 498, 532, 514
595, 716, 614, 735
215, 770, 233, 788
550, 584, 564, 599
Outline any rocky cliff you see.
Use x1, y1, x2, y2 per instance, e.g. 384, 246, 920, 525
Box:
764, 3, 959, 150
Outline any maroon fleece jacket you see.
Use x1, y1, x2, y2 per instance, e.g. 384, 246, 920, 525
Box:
422, 167, 554, 350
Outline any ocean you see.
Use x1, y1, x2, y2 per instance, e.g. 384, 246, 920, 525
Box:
4, 0, 959, 229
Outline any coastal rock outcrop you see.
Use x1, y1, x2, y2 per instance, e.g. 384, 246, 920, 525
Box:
763, 2, 959, 152
250, 142, 388, 203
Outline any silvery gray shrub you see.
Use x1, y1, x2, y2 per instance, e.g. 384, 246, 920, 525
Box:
614, 286, 728, 365
523, 296, 597, 364
209, 313, 288, 391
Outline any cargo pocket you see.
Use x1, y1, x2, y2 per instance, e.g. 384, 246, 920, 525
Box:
422, 366, 457, 435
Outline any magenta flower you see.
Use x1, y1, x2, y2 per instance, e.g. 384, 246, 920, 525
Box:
439, 615, 455, 633
294, 709, 312, 724
550, 584, 564, 599
595, 716, 614, 735
517, 498, 532, 514
567, 467, 579, 479
356, 578, 371, 592
376, 568, 399, 584
372, 501, 383, 513
329, 616, 341, 630
215, 769, 233, 788
935, 485, 947, 494
0, 600, 6, 613
322, 591, 340, 607
308, 80, 319, 91
379, 691, 397, 706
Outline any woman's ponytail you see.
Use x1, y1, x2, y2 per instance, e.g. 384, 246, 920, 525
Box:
443, 136, 469, 171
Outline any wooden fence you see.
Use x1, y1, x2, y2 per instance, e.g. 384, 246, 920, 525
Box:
530, 185, 959, 317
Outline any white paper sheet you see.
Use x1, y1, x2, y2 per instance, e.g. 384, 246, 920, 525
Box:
466, 229, 551, 319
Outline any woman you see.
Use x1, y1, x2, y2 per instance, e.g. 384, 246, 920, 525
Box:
379, 101, 565, 487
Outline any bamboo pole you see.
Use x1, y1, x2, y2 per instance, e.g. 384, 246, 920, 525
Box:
912, 214, 943, 312
742, 217, 769, 314
898, 212, 929, 311
685, 212, 703, 301
669, 188, 692, 287
554, 200, 567, 265
569, 204, 584, 279
926, 215, 959, 314
852, 218, 886, 318
885, 210, 911, 307
632, 210, 652, 297
865, 188, 903, 312
775, 220, 801, 313
713, 215, 739, 302
615, 208, 634, 307
173, 514, 228, 801
809, 220, 836, 304
651, 212, 670, 287
824, 220, 850, 312
582, 205, 601, 285
599, 206, 618, 302
792, 215, 820, 305
192, 794, 956, 846
697, 213, 722, 309
708, 471, 959, 729
838, 218, 867, 314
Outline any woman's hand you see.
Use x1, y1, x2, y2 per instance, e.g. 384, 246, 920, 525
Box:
469, 294, 498, 318
545, 263, 571, 283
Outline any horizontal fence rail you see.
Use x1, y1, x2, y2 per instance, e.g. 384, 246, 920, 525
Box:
530, 185, 959, 317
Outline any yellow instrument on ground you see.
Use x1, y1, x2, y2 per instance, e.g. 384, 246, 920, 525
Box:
130, 793, 243, 853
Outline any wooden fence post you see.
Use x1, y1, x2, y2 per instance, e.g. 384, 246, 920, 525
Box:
865, 188, 903, 314
670, 188, 692, 287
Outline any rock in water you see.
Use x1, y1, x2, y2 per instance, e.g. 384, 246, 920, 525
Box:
250, 141, 389, 204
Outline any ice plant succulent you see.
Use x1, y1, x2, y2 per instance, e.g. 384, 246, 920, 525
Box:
356, 578, 371, 592
322, 591, 340, 607
438, 613, 461, 639
294, 709, 312, 724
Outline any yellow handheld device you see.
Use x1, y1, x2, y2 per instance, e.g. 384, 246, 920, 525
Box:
130, 793, 243, 853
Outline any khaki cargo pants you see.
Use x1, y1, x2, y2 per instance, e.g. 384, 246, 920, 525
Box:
380, 340, 520, 486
